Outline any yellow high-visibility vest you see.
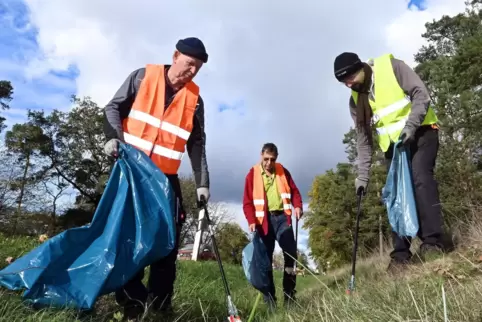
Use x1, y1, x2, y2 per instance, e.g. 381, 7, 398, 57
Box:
352, 53, 438, 152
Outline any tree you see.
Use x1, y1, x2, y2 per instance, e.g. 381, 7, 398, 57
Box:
178, 175, 234, 247
413, 0, 482, 225
5, 124, 49, 213
0, 144, 22, 215
297, 250, 310, 268
215, 222, 249, 265
27, 96, 113, 208
0, 80, 13, 133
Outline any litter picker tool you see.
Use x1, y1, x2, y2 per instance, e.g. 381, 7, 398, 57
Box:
346, 188, 363, 295
293, 216, 299, 273
198, 195, 242, 322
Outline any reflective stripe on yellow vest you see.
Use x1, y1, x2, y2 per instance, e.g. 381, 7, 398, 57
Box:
351, 53, 438, 152
252, 163, 292, 225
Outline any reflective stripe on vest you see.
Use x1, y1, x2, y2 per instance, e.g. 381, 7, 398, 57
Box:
122, 64, 199, 174
252, 163, 292, 225
351, 53, 438, 152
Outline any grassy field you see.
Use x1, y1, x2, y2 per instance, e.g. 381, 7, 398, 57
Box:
1, 232, 482, 321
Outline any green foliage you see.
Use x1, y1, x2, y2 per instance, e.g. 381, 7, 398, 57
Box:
413, 0, 482, 225
0, 80, 13, 133
215, 222, 249, 265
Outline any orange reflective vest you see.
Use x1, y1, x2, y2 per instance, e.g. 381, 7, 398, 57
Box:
122, 64, 199, 175
252, 163, 292, 225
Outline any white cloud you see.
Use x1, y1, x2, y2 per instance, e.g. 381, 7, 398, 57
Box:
17, 0, 469, 260
385, 0, 467, 67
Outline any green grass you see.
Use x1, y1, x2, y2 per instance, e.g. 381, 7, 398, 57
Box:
2, 234, 482, 321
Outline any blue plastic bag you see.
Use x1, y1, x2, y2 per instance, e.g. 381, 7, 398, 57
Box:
241, 232, 272, 295
0, 143, 176, 310
381, 140, 419, 237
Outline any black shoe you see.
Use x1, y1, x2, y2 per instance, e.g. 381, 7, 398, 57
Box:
122, 305, 144, 322
420, 244, 444, 262
387, 259, 410, 275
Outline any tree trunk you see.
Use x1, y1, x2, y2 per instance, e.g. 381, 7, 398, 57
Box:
13, 152, 30, 234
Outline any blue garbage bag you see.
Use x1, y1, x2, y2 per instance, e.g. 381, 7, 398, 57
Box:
0, 143, 176, 310
241, 232, 272, 295
381, 140, 419, 237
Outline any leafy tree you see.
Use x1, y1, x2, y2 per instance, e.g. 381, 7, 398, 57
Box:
5, 124, 49, 213
178, 175, 234, 247
28, 96, 113, 207
413, 0, 482, 225
0, 144, 22, 215
297, 250, 310, 268
215, 222, 249, 265
0, 80, 13, 133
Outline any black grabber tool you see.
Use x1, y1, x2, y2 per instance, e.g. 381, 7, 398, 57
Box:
346, 188, 363, 295
198, 195, 242, 322
293, 217, 299, 273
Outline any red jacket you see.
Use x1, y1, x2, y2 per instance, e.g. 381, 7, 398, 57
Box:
243, 165, 303, 236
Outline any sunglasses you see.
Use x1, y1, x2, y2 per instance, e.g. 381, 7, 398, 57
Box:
263, 157, 276, 162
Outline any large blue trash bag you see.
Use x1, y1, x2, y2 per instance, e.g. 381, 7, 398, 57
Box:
0, 143, 176, 310
241, 232, 272, 295
381, 140, 419, 238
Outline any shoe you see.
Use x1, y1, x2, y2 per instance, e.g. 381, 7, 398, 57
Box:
420, 244, 444, 262
386, 259, 410, 275
122, 305, 144, 322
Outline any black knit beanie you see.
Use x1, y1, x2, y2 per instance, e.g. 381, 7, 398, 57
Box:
176, 37, 208, 63
334, 52, 363, 82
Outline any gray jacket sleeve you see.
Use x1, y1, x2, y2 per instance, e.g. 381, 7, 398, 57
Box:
349, 97, 373, 180
103, 68, 144, 142
187, 96, 210, 188
391, 58, 432, 129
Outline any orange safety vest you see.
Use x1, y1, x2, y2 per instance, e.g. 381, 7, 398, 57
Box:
252, 163, 292, 225
122, 64, 199, 175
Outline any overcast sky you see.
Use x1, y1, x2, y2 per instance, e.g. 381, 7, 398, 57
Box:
0, 0, 467, 259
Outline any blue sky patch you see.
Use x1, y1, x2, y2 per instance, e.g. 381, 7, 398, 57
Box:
0, 0, 78, 133
217, 99, 246, 115
408, 0, 428, 11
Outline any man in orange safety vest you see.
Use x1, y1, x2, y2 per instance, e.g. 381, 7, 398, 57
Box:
102, 37, 210, 320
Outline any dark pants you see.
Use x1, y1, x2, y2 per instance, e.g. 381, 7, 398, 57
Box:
260, 211, 297, 303
384, 126, 444, 262
114, 174, 185, 312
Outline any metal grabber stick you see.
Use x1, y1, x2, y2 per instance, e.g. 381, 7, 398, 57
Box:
346, 188, 364, 295
293, 216, 299, 273
198, 195, 242, 322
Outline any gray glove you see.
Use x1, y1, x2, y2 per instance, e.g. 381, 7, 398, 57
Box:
355, 177, 368, 196
399, 125, 416, 145
104, 139, 121, 157
197, 187, 210, 203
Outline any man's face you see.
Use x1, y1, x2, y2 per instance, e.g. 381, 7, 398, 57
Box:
261, 151, 277, 173
341, 68, 365, 90
171, 51, 203, 84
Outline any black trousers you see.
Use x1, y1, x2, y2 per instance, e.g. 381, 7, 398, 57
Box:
260, 211, 297, 302
384, 126, 444, 261
114, 174, 185, 311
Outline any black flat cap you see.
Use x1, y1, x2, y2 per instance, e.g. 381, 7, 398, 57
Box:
334, 52, 363, 82
176, 37, 208, 63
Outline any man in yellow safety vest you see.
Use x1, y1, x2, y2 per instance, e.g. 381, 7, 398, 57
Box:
333, 52, 444, 273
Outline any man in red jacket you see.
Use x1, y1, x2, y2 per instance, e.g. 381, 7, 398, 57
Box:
243, 143, 303, 309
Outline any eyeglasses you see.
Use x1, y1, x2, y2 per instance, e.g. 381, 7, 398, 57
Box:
263, 157, 276, 162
